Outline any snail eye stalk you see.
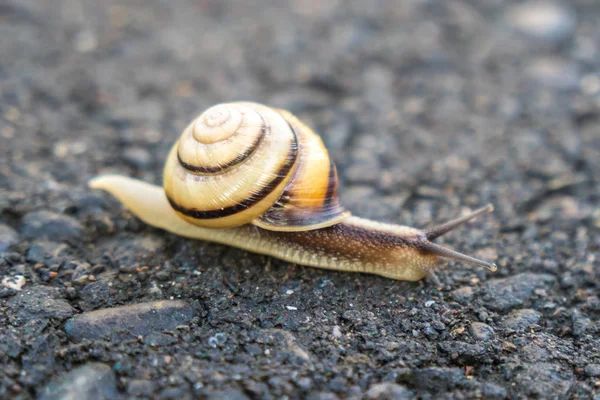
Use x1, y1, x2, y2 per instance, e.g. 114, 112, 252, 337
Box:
420, 205, 497, 271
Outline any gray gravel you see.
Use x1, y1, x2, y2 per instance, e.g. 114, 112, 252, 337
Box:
0, 0, 599, 399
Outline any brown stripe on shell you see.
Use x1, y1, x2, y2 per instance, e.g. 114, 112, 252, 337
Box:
254, 113, 350, 231
274, 145, 336, 209
176, 125, 266, 174
167, 132, 299, 220
177, 115, 268, 174
264, 121, 302, 203
323, 160, 337, 209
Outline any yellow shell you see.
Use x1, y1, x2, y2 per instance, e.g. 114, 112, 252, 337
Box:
163, 102, 350, 231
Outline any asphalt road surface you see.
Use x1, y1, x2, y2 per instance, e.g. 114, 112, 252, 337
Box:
1, 0, 599, 399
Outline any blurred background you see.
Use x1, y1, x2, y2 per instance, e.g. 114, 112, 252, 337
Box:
2, 0, 598, 226
1, 0, 599, 399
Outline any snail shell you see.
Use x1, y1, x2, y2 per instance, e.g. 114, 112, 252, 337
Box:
164, 102, 350, 232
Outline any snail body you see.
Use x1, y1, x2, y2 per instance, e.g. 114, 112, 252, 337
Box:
90, 102, 496, 282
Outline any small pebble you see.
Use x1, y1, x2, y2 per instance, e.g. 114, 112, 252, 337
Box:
73, 30, 98, 53
501, 309, 541, 331
0, 224, 19, 252
25, 241, 52, 264
7, 285, 75, 322
93, 235, 166, 266
513, 362, 573, 397
65, 287, 78, 300
1, 275, 26, 291
481, 382, 508, 400
470, 322, 495, 341
208, 332, 227, 348
450, 286, 474, 304
68, 74, 100, 112
580, 74, 600, 95
64, 300, 195, 341
527, 57, 580, 91
123, 146, 153, 169
365, 382, 410, 400
39, 363, 117, 400
404, 368, 466, 392
571, 310, 591, 337
438, 341, 487, 362
332, 325, 342, 338
584, 364, 600, 377
0, 287, 16, 298
259, 329, 310, 361
245, 343, 262, 356
127, 379, 157, 397
506, 1, 576, 43
484, 273, 555, 311
560, 275, 575, 288
583, 296, 600, 312
145, 332, 178, 347
21, 211, 83, 242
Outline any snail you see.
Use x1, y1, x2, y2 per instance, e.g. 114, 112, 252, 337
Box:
90, 102, 496, 283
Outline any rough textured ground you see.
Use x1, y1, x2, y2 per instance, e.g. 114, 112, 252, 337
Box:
1, 0, 599, 399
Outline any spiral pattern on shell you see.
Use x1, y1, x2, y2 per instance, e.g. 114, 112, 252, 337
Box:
164, 102, 349, 231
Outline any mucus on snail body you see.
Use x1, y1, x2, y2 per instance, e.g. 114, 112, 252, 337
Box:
90, 102, 496, 282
